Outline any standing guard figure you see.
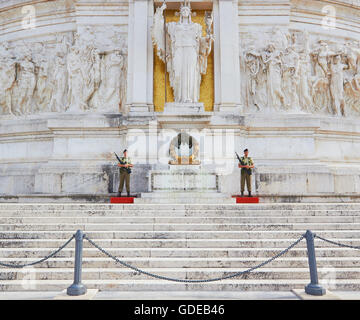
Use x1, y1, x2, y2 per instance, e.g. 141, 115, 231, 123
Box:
238, 148, 255, 197
117, 149, 133, 197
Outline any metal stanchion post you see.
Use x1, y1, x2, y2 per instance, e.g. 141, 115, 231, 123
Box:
67, 230, 87, 296
304, 230, 326, 296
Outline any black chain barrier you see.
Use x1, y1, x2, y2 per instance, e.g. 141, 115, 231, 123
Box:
314, 234, 360, 250
1, 230, 359, 288
0, 235, 75, 268
83, 234, 306, 283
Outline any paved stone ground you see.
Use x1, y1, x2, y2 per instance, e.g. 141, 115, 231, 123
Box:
0, 291, 358, 300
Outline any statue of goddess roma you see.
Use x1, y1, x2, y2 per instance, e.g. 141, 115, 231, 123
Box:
152, 1, 214, 104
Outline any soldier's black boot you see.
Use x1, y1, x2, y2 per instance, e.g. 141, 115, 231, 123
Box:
127, 192, 130, 197
117, 192, 121, 197
241, 192, 244, 197
248, 191, 252, 197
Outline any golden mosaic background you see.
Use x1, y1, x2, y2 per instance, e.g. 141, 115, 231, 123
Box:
153, 9, 214, 112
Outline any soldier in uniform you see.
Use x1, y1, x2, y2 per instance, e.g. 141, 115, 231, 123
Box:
238, 148, 255, 197
117, 149, 133, 197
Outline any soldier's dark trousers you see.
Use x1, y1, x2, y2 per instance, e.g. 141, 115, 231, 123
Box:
119, 171, 130, 194
241, 171, 251, 193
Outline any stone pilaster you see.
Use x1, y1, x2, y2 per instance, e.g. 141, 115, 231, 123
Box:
214, 0, 241, 113
126, 0, 154, 114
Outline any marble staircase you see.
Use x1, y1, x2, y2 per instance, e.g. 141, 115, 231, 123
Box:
0, 203, 360, 291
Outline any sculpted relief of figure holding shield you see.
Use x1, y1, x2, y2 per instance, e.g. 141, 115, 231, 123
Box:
152, 1, 214, 104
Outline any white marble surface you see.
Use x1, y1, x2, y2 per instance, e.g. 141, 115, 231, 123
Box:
0, 290, 300, 300
0, 0, 360, 199
5, 290, 360, 300
149, 167, 219, 192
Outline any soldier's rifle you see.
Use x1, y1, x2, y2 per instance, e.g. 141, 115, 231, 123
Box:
235, 151, 242, 164
114, 152, 131, 174
235, 151, 251, 175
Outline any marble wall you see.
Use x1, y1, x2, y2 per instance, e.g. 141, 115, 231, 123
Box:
0, 0, 360, 199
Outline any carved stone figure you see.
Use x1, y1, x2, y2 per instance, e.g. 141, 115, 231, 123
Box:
343, 41, 360, 116
49, 49, 68, 113
310, 41, 332, 114
241, 30, 360, 118
91, 50, 125, 112
81, 43, 101, 110
329, 54, 347, 116
67, 34, 101, 112
244, 46, 263, 110
344, 73, 360, 115
67, 42, 83, 112
314, 41, 332, 78
0, 30, 127, 117
152, 1, 213, 104
33, 43, 52, 113
11, 50, 36, 115
262, 44, 285, 110
0, 42, 16, 115
344, 41, 360, 76
272, 27, 290, 50
298, 51, 314, 112
282, 45, 300, 110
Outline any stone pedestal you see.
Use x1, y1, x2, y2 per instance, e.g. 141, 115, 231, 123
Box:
137, 165, 230, 204
156, 103, 213, 127
148, 165, 219, 192
163, 103, 205, 114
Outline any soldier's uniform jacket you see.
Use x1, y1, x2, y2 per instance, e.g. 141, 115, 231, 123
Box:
240, 156, 254, 175
119, 157, 132, 174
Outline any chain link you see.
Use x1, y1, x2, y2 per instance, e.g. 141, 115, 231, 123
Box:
315, 234, 360, 250
84, 233, 305, 283
0, 235, 75, 268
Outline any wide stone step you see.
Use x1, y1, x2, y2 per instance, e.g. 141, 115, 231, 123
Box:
0, 267, 358, 281
134, 198, 237, 204
1, 222, 360, 232
0, 237, 359, 249
139, 192, 234, 199
2, 209, 360, 217
0, 202, 360, 209
1, 279, 360, 291
1, 203, 360, 211
0, 247, 360, 258
1, 216, 360, 224
1, 209, 360, 218
0, 230, 357, 239
1, 256, 360, 268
